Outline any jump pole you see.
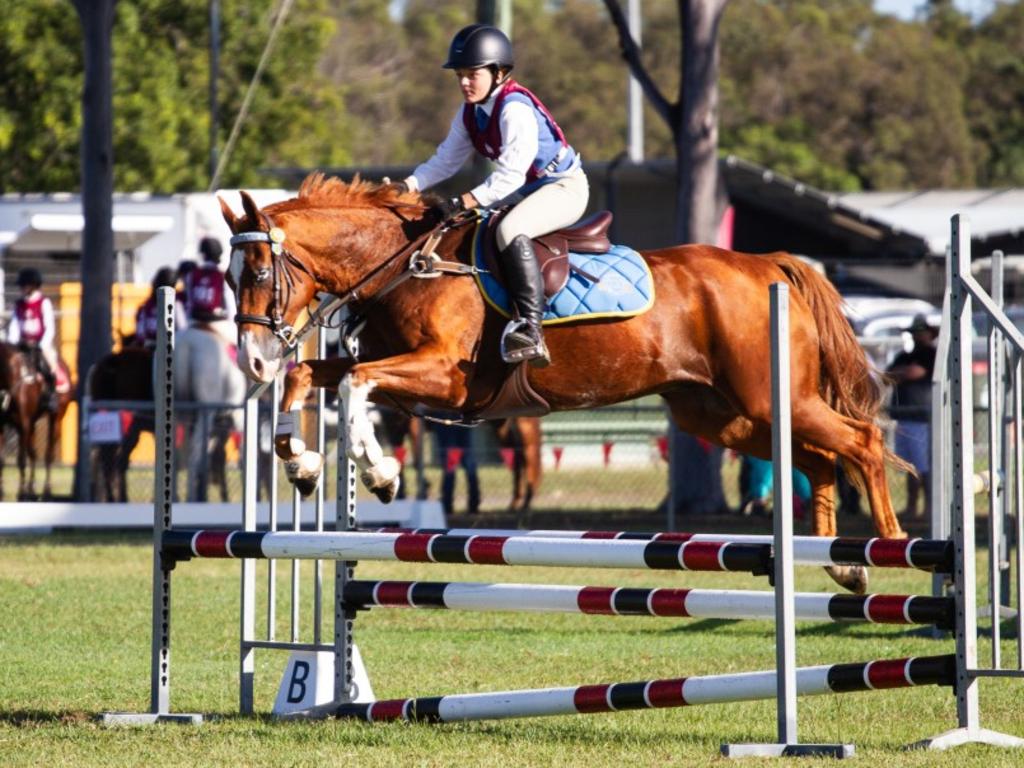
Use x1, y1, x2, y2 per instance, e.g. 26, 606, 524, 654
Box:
286, 654, 955, 723
102, 289, 202, 725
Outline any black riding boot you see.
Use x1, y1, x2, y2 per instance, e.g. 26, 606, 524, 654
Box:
500, 234, 550, 368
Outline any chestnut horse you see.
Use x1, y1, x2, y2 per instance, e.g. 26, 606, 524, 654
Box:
219, 174, 906, 593
0, 342, 73, 500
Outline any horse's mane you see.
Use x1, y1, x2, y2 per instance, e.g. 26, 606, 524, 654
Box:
263, 172, 429, 215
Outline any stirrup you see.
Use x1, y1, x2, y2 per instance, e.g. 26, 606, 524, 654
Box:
501, 320, 550, 368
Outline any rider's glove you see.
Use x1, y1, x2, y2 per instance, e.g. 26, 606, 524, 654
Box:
430, 195, 465, 222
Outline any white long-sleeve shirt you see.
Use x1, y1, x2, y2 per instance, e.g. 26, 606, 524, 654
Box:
7, 291, 55, 349
405, 89, 539, 208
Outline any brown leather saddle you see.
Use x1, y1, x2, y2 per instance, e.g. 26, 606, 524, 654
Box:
481, 210, 614, 298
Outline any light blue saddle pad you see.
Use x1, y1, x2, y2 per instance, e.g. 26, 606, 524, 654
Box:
472, 220, 655, 326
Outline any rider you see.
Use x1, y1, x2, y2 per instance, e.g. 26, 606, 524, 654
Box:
394, 24, 589, 368
134, 267, 187, 348
7, 267, 60, 408
184, 237, 236, 343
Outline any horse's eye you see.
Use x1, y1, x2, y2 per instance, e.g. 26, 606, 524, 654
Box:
253, 267, 271, 283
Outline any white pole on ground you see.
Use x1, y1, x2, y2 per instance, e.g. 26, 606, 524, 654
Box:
722, 284, 853, 758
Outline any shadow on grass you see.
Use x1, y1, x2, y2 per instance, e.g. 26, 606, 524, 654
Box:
0, 710, 94, 726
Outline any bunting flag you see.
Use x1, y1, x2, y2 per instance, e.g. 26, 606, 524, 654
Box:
445, 447, 463, 472
602, 441, 614, 467
656, 435, 669, 462
394, 445, 407, 467
500, 447, 516, 470
552, 446, 564, 470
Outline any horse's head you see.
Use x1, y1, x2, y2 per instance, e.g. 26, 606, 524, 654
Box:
219, 190, 319, 383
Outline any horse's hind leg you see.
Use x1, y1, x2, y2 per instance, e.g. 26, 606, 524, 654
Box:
790, 398, 903, 540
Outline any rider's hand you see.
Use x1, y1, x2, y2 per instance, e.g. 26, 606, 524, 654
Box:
429, 196, 465, 222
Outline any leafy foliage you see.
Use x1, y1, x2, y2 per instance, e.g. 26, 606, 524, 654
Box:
1, 0, 1022, 193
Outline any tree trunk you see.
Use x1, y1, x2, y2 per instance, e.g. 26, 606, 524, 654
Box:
675, 0, 726, 245
71, 0, 117, 500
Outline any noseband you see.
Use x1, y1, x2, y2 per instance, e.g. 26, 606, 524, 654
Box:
230, 218, 316, 350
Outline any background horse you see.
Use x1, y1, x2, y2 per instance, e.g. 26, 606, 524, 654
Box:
87, 346, 153, 502
376, 407, 542, 515
0, 341, 73, 500
221, 175, 907, 593
174, 326, 246, 502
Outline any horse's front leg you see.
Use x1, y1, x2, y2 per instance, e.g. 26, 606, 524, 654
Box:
275, 357, 356, 496
341, 350, 468, 504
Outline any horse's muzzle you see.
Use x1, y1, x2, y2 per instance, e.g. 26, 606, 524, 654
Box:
238, 330, 281, 383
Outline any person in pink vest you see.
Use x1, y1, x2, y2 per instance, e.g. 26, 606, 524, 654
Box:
133, 267, 187, 348
183, 237, 237, 352
7, 267, 60, 407
391, 24, 590, 368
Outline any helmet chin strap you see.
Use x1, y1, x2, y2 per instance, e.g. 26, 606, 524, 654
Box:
475, 67, 509, 103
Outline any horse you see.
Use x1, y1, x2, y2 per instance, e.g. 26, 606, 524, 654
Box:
0, 342, 73, 500
86, 346, 154, 502
173, 325, 247, 502
219, 174, 907, 593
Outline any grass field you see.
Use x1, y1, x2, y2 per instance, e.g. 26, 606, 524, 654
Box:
2, 532, 1023, 767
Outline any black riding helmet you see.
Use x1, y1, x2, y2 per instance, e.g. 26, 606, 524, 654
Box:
16, 267, 42, 289
443, 24, 514, 71
199, 236, 223, 263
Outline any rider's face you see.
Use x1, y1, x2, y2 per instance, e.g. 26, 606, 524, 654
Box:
455, 67, 496, 104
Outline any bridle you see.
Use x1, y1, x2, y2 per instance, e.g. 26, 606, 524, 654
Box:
228, 207, 482, 352
230, 213, 318, 350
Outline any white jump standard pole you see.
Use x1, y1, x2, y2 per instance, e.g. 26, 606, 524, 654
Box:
102, 288, 202, 725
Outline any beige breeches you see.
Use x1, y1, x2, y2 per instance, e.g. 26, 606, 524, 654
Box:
495, 167, 590, 251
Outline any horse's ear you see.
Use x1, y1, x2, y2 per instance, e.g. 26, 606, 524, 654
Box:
218, 195, 239, 232
239, 190, 261, 226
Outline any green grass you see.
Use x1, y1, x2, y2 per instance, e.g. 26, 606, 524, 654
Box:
2, 533, 1023, 766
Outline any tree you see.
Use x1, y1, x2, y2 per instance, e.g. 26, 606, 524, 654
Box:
1, 0, 350, 193
70, 0, 116, 501
603, 0, 729, 245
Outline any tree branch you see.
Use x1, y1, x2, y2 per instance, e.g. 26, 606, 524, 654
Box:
601, 0, 674, 125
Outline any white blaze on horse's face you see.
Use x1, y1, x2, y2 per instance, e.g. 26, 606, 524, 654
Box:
231, 245, 284, 383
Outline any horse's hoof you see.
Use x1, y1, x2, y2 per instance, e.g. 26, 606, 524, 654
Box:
284, 451, 324, 497
825, 564, 868, 595
293, 476, 319, 497
361, 457, 401, 504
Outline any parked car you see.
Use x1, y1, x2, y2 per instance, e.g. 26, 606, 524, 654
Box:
841, 295, 942, 370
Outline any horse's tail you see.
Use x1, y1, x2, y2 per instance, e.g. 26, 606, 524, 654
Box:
766, 253, 911, 475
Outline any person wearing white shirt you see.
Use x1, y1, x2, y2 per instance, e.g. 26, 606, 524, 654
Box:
8, 267, 61, 409
391, 24, 589, 368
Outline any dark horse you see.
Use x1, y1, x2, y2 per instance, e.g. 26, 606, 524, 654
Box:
87, 345, 253, 502
220, 175, 907, 593
0, 342, 73, 500
86, 347, 154, 502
